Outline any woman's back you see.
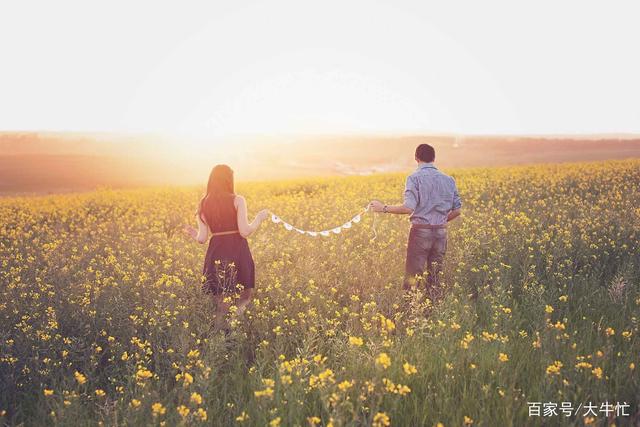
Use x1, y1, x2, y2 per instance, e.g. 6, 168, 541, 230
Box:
199, 194, 238, 233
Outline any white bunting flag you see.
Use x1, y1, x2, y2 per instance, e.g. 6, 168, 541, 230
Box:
268, 205, 371, 238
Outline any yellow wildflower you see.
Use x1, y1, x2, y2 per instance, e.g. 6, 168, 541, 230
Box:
190, 392, 203, 405
151, 402, 166, 416
74, 371, 87, 385
375, 353, 391, 369
177, 405, 190, 418
349, 336, 364, 346
372, 412, 390, 427
403, 362, 417, 375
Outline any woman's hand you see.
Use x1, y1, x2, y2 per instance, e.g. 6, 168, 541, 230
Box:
183, 225, 198, 240
256, 209, 270, 222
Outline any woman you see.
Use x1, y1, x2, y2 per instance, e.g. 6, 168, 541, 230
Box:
183, 164, 269, 329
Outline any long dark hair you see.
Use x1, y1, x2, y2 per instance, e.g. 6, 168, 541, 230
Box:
198, 164, 235, 231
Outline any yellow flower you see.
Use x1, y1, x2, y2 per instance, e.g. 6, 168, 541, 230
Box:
591, 367, 603, 379
135, 368, 153, 381
177, 405, 190, 418
307, 416, 321, 425
43, 389, 54, 396
190, 392, 203, 405
545, 305, 554, 314
498, 353, 509, 362
74, 371, 87, 385
236, 412, 249, 422
403, 362, 417, 375
195, 408, 207, 421
254, 388, 274, 398
605, 327, 615, 336
464, 415, 474, 425
269, 417, 281, 427
338, 380, 354, 391
130, 399, 141, 408
349, 336, 364, 346
575, 362, 592, 369
461, 331, 475, 349
375, 352, 391, 369
281, 375, 293, 385
151, 402, 166, 416
630, 363, 635, 371
372, 412, 390, 427
95, 389, 105, 397
546, 361, 563, 375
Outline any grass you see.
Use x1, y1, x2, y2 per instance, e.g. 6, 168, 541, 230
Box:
0, 159, 639, 426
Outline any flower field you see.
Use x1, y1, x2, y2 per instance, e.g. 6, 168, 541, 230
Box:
1, 159, 639, 426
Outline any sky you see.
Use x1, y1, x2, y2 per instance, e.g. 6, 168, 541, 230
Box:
1, 0, 639, 138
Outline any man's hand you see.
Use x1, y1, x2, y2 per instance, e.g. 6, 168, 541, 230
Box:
447, 209, 461, 222
369, 200, 385, 213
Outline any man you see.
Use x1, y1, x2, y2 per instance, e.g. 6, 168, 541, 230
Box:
369, 143, 462, 302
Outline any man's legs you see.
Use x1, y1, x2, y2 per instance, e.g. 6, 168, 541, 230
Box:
403, 228, 433, 290
425, 228, 447, 303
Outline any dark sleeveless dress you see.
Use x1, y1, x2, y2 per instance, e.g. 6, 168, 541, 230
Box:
200, 194, 255, 295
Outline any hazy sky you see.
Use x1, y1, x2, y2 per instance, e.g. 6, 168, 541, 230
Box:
1, 0, 639, 137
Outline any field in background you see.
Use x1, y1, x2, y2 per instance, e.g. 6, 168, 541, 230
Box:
2, 131, 640, 194
1, 159, 639, 425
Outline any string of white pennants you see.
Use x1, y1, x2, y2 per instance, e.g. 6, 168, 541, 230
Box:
269, 205, 376, 239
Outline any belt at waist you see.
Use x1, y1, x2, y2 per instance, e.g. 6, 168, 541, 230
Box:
411, 223, 447, 229
210, 230, 240, 236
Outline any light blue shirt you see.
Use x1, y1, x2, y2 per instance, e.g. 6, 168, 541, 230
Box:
403, 162, 462, 225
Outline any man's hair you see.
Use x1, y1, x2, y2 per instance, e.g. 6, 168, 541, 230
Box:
415, 143, 435, 163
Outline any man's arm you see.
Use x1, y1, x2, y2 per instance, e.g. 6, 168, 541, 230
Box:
369, 201, 413, 214
447, 208, 461, 221
447, 178, 462, 221
369, 175, 416, 214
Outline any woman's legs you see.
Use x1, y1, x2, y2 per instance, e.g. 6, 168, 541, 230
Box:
235, 288, 254, 317
213, 293, 231, 331
212, 289, 253, 331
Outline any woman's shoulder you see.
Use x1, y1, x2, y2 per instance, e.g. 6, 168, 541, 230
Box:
233, 194, 246, 207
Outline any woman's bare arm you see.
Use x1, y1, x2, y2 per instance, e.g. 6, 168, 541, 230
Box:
183, 209, 209, 244
235, 195, 269, 238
